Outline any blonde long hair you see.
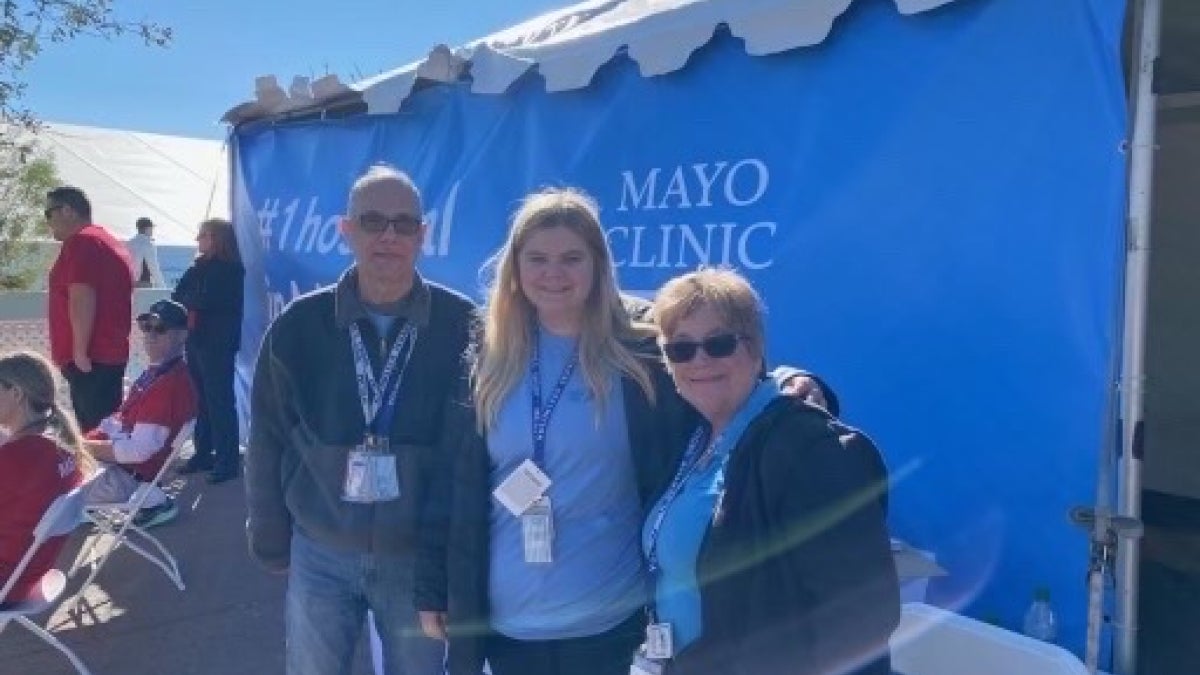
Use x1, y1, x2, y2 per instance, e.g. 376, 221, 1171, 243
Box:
0, 351, 94, 475
473, 187, 654, 431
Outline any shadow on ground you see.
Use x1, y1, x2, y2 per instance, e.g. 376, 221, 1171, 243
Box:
0, 465, 377, 675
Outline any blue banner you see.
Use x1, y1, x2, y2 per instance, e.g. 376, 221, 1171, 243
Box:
233, 0, 1128, 654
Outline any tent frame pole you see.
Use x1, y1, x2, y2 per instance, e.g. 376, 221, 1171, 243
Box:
1114, 0, 1161, 672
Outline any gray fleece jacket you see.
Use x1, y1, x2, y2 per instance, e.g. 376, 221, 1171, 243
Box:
245, 268, 475, 570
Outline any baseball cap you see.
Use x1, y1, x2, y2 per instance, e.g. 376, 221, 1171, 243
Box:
137, 300, 189, 330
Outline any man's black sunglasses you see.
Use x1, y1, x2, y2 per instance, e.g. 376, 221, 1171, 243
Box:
137, 319, 170, 335
662, 333, 745, 364
44, 204, 64, 219
357, 212, 423, 236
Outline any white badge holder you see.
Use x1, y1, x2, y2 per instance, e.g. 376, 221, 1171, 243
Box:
493, 458, 552, 516
493, 459, 554, 564
368, 434, 400, 501
644, 622, 674, 660
343, 450, 371, 502
342, 435, 400, 503
521, 496, 554, 564
630, 652, 665, 675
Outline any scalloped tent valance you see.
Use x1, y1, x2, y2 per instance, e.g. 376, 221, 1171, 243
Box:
221, 0, 963, 125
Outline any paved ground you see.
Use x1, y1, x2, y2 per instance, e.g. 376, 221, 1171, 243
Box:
0, 463, 377, 675
5, 463, 1197, 675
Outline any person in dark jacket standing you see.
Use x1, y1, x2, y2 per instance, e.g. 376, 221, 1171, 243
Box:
174, 218, 245, 484
246, 165, 469, 675
635, 268, 899, 675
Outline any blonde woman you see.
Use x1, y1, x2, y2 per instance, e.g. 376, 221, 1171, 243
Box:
416, 188, 830, 675
0, 351, 88, 607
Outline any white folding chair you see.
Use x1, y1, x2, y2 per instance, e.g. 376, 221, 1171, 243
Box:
0, 484, 93, 675
69, 419, 196, 602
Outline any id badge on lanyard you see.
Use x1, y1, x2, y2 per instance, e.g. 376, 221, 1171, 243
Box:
493, 458, 554, 563
630, 652, 665, 675
492, 331, 577, 565
521, 495, 554, 564
342, 434, 400, 503
344, 322, 416, 504
644, 622, 674, 660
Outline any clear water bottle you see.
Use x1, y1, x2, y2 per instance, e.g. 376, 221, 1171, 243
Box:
1022, 586, 1058, 643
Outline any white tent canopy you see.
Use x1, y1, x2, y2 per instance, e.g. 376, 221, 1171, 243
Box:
25, 122, 229, 247
222, 0, 962, 125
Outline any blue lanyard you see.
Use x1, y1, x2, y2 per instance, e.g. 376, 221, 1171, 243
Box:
529, 330, 578, 469
120, 355, 183, 414
645, 426, 712, 578
349, 321, 418, 436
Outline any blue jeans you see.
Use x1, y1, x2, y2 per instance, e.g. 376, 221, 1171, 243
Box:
286, 530, 446, 675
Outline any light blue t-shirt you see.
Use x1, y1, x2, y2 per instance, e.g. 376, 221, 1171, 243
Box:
364, 310, 396, 339
642, 379, 783, 651
488, 326, 647, 640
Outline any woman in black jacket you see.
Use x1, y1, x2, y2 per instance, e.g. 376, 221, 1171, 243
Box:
637, 268, 899, 675
174, 218, 244, 484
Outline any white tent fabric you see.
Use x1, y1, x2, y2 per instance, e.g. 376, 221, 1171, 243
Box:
25, 122, 229, 247
223, 0, 963, 124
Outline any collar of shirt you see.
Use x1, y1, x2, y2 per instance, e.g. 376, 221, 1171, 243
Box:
333, 265, 432, 330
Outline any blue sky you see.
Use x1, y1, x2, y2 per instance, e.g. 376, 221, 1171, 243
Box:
21, 0, 567, 139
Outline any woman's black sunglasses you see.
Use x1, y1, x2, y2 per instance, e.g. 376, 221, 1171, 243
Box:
662, 333, 744, 364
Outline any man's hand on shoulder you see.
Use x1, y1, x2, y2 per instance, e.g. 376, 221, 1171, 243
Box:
781, 374, 827, 409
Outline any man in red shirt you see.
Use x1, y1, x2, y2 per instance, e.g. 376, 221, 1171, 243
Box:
84, 300, 197, 528
45, 186, 135, 432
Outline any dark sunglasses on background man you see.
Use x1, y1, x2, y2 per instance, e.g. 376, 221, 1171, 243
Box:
357, 212, 423, 236
137, 319, 170, 335
44, 204, 64, 219
662, 333, 746, 364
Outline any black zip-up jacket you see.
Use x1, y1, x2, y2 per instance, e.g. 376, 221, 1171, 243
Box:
668, 398, 899, 675
172, 256, 245, 353
245, 269, 474, 570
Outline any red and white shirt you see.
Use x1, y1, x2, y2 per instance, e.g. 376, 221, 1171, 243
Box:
86, 358, 197, 480
0, 435, 83, 604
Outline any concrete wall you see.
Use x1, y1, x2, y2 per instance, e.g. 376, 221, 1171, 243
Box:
1144, 110, 1200, 499
15, 241, 197, 291
0, 289, 172, 381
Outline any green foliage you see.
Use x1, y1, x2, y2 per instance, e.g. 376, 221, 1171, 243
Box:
1, 1, 171, 125
0, 2, 171, 289
0, 146, 58, 289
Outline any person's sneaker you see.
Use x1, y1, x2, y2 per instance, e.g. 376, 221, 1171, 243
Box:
132, 499, 178, 529
178, 456, 214, 475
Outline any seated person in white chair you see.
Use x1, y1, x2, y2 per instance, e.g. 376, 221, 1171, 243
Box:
83, 300, 197, 529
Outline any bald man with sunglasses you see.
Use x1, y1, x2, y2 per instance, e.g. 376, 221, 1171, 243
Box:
246, 164, 475, 675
